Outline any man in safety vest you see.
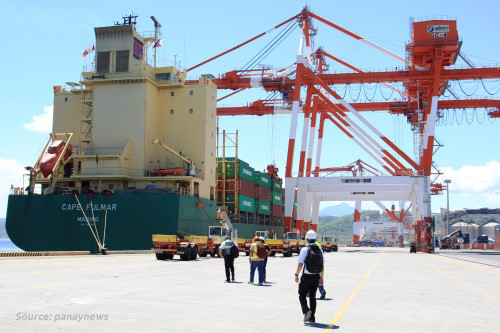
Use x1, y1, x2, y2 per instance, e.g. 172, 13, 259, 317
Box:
219, 236, 236, 282
295, 230, 325, 323
248, 236, 266, 285
260, 236, 271, 283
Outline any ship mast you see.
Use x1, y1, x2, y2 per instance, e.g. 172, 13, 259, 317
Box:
151, 16, 161, 68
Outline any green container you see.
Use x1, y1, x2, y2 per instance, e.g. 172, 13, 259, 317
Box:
238, 195, 255, 213
272, 179, 282, 192
221, 195, 255, 214
257, 200, 271, 216
272, 192, 283, 205
255, 171, 271, 189
216, 157, 249, 167
217, 159, 254, 183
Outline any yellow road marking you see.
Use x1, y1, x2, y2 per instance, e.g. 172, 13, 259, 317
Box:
324, 254, 383, 331
432, 255, 500, 277
413, 256, 498, 302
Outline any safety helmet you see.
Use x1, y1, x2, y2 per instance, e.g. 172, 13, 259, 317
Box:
252, 236, 260, 242
259, 236, 265, 241
224, 235, 231, 240
305, 230, 317, 241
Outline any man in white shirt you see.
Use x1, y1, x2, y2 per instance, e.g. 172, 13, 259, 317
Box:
295, 230, 324, 323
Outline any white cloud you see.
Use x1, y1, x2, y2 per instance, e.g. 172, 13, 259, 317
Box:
0, 159, 26, 218
23, 105, 53, 133
441, 161, 500, 206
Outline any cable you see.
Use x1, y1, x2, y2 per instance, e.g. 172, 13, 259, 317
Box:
480, 79, 500, 95
465, 108, 474, 124
241, 20, 296, 71
348, 84, 362, 102
457, 80, 479, 96
476, 108, 486, 124
380, 83, 394, 100
455, 108, 463, 125
362, 83, 378, 101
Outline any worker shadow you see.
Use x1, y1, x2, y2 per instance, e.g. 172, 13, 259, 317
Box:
304, 322, 339, 329
230, 281, 244, 284
316, 297, 333, 301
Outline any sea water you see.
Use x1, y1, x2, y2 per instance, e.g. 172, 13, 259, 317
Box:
0, 238, 23, 252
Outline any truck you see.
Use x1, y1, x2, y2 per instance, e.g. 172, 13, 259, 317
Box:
244, 231, 303, 257
152, 234, 215, 261
321, 236, 338, 252
208, 225, 245, 256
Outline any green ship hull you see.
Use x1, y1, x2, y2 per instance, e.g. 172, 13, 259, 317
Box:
6, 193, 283, 253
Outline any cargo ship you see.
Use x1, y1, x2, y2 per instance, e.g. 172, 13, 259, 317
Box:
6, 15, 284, 254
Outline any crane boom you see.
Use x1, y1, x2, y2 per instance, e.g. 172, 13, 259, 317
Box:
152, 138, 196, 174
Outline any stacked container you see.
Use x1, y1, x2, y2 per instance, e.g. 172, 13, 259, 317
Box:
217, 158, 255, 223
270, 179, 283, 226
254, 171, 272, 225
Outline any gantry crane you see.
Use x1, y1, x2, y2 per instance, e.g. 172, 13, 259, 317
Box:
185, 7, 500, 253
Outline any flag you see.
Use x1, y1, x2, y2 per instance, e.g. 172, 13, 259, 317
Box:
153, 38, 163, 48
95, 153, 99, 164
91, 45, 95, 52
83, 47, 89, 57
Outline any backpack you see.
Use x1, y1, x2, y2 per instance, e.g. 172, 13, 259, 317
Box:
256, 243, 267, 259
231, 244, 239, 258
304, 245, 323, 274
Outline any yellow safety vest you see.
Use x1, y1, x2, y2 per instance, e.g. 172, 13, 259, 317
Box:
251, 242, 262, 260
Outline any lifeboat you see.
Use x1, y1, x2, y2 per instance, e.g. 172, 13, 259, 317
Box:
39, 140, 73, 178
152, 168, 184, 176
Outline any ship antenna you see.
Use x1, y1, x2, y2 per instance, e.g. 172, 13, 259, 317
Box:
151, 16, 162, 68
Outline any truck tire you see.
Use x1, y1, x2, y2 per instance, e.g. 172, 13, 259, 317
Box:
199, 252, 208, 257
296, 247, 301, 255
165, 254, 174, 260
245, 251, 250, 256
214, 246, 219, 257
270, 252, 276, 257
191, 245, 198, 260
155, 253, 165, 260
209, 251, 215, 257
333, 246, 338, 252
180, 246, 192, 261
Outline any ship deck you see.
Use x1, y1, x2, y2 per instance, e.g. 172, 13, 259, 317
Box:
0, 247, 498, 332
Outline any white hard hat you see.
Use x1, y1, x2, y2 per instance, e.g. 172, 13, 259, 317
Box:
305, 230, 317, 240
259, 236, 265, 241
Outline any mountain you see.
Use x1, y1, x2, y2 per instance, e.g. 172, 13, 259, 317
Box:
319, 203, 355, 217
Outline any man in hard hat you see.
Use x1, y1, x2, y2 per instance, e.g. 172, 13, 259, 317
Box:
295, 230, 324, 323
248, 236, 266, 285
219, 235, 236, 283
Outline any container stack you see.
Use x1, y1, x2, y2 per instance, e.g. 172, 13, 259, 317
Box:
271, 179, 283, 226
217, 158, 255, 223
254, 171, 271, 225
217, 158, 284, 227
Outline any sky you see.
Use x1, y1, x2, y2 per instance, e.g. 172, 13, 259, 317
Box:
0, 0, 499, 217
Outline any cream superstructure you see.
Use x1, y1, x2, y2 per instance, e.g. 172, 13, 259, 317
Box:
48, 21, 216, 199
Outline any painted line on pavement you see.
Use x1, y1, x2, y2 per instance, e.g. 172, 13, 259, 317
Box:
413, 256, 498, 303
324, 254, 383, 331
432, 254, 500, 277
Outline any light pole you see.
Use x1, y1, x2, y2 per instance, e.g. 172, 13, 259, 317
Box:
444, 179, 451, 236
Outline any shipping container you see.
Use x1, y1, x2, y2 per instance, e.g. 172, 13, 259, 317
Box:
216, 157, 249, 167
272, 204, 283, 217
254, 186, 271, 202
255, 171, 272, 189
272, 179, 282, 192
272, 192, 283, 205
217, 178, 254, 197
218, 194, 255, 214
217, 160, 255, 183
257, 200, 271, 216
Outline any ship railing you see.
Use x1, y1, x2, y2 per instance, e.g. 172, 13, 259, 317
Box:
73, 146, 123, 156
73, 167, 194, 180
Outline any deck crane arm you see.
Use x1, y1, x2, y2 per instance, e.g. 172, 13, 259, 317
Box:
152, 138, 196, 175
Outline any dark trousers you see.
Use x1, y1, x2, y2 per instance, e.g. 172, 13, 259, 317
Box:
298, 274, 320, 317
224, 255, 235, 281
263, 257, 268, 281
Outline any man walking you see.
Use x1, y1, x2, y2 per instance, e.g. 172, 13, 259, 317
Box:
248, 236, 266, 285
219, 235, 236, 282
295, 230, 324, 323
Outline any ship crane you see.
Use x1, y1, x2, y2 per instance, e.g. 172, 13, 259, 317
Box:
186, 7, 500, 252
152, 138, 196, 175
